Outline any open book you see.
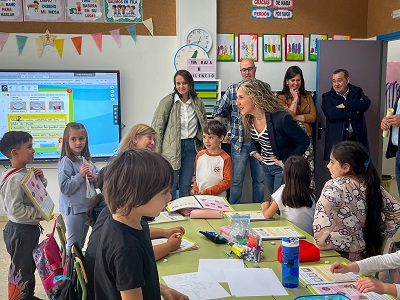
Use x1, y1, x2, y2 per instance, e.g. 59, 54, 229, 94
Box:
148, 211, 188, 225
21, 168, 54, 221
300, 265, 393, 299
252, 226, 305, 240
166, 195, 234, 214
224, 211, 274, 221
151, 235, 198, 253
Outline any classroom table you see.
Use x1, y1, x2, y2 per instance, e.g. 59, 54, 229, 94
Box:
151, 204, 344, 299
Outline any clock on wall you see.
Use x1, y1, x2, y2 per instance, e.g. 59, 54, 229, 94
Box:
174, 44, 209, 71
185, 28, 213, 52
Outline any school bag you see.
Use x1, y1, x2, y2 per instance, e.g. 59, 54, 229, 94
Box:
56, 242, 87, 300
32, 219, 65, 299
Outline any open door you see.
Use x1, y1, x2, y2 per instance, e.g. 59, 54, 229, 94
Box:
315, 40, 387, 196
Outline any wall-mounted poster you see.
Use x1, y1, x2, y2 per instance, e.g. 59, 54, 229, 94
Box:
285, 34, 304, 61
308, 34, 328, 61
217, 33, 235, 62
332, 34, 352, 40
66, 0, 104, 22
0, 0, 23, 21
24, 0, 64, 21
238, 33, 258, 61
104, 0, 142, 23
262, 34, 282, 62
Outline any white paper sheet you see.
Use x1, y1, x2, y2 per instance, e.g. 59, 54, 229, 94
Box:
197, 259, 245, 282
224, 268, 288, 297
162, 272, 231, 300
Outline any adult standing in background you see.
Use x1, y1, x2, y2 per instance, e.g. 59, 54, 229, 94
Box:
152, 70, 207, 198
236, 79, 309, 195
381, 98, 400, 195
213, 58, 265, 204
278, 66, 316, 187
322, 69, 371, 161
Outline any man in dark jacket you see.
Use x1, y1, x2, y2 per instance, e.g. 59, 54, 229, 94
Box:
322, 69, 371, 161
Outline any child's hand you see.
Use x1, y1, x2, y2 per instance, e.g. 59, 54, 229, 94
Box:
356, 277, 394, 296
87, 173, 97, 182
166, 233, 182, 252
260, 201, 270, 212
330, 262, 349, 274
79, 164, 90, 177
164, 226, 185, 238
33, 168, 44, 179
190, 189, 198, 195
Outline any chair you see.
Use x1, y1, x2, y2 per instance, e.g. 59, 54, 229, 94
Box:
56, 214, 67, 268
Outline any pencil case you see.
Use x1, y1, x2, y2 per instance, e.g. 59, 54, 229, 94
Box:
294, 295, 350, 300
190, 209, 224, 219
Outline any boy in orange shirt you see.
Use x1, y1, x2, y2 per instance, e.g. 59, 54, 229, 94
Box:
191, 120, 232, 196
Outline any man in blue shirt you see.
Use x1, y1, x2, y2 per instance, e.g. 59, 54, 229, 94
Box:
213, 58, 265, 204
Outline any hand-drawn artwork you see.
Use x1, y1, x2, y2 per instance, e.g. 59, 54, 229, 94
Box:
308, 34, 328, 61
217, 33, 235, 62
0, 0, 23, 21
104, 0, 142, 23
332, 34, 352, 40
238, 33, 258, 62
24, 0, 65, 21
66, 0, 104, 22
262, 34, 282, 62
285, 34, 304, 61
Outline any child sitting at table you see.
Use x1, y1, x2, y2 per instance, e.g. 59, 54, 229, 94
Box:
261, 155, 315, 235
191, 120, 232, 197
94, 149, 189, 300
314, 141, 400, 261
331, 251, 400, 299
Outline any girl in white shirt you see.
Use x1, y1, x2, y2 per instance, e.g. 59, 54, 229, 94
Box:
261, 155, 315, 235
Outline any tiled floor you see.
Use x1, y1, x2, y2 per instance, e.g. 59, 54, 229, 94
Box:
0, 180, 399, 299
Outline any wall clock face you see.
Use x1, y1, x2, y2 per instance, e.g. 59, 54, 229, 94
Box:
185, 28, 213, 52
174, 44, 209, 71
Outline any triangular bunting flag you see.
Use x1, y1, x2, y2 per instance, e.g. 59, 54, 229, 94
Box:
91, 33, 103, 52
71, 36, 82, 55
16, 35, 28, 56
142, 18, 154, 36
0, 32, 9, 52
54, 39, 65, 59
34, 37, 45, 57
126, 24, 137, 43
109, 29, 121, 48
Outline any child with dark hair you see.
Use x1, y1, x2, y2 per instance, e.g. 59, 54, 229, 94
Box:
0, 131, 47, 300
94, 149, 189, 300
191, 120, 232, 196
261, 155, 315, 235
314, 141, 400, 261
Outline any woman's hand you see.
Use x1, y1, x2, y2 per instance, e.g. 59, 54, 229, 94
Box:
252, 153, 263, 162
290, 87, 299, 101
271, 157, 283, 168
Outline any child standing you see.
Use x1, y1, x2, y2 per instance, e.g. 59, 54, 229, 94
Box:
314, 141, 400, 261
191, 120, 232, 197
58, 122, 98, 254
0, 131, 46, 300
261, 155, 315, 235
94, 149, 189, 300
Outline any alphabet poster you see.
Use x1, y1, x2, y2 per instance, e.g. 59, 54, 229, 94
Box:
0, 0, 23, 21
104, 0, 142, 23
66, 0, 104, 22
24, 0, 65, 21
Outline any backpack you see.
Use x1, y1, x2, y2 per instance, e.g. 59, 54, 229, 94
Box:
32, 219, 65, 299
55, 242, 86, 300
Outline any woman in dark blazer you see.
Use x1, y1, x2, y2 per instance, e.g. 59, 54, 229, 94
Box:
236, 79, 309, 194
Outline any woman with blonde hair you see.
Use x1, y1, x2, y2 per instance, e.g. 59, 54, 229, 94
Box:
119, 123, 156, 152
236, 79, 309, 194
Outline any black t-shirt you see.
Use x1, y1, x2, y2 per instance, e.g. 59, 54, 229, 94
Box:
93, 215, 160, 300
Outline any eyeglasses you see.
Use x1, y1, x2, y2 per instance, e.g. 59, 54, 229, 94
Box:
240, 67, 255, 73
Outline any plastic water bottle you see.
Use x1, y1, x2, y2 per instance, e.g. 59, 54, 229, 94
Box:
281, 237, 300, 288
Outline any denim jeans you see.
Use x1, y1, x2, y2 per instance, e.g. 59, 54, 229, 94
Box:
262, 163, 283, 196
229, 141, 265, 204
396, 149, 400, 196
172, 138, 197, 198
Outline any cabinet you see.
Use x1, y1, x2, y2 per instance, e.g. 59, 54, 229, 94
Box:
194, 79, 221, 119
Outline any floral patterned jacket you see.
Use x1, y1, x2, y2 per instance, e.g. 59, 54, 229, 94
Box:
313, 176, 400, 254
